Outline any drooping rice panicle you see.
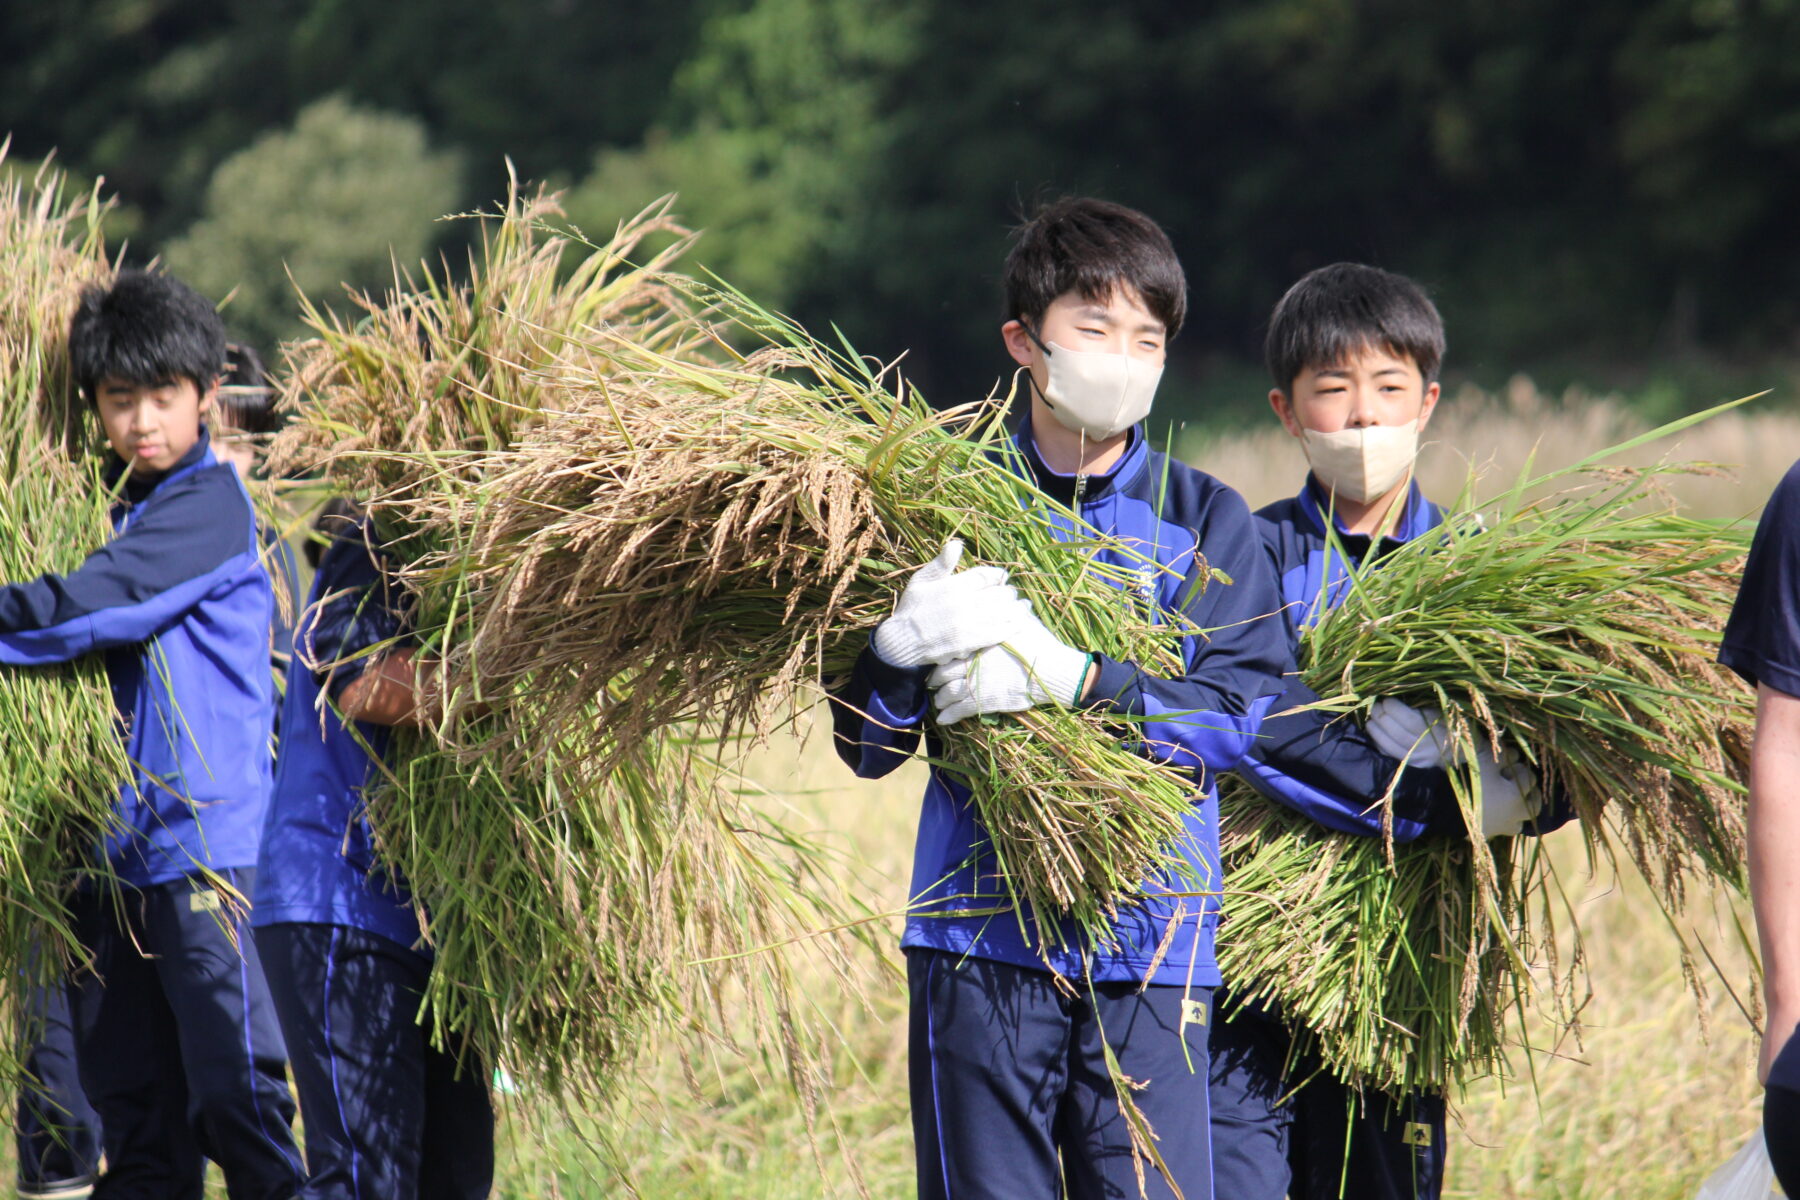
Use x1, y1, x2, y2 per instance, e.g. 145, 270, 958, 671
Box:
0, 145, 132, 1080
278, 185, 1757, 1110
274, 191, 1223, 1099
1217, 419, 1755, 1095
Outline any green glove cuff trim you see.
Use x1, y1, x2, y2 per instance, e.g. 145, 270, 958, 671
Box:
1070, 652, 1095, 706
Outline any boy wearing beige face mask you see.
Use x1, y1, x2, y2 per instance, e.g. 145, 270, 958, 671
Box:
1267, 284, 1439, 537
1210, 263, 1565, 1200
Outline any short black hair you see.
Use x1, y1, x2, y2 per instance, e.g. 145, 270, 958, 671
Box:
217, 341, 285, 435
1003, 197, 1187, 338
1265, 263, 1444, 391
68, 269, 226, 400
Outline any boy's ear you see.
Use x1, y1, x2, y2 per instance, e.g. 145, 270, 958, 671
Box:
1269, 389, 1305, 439
1000, 319, 1036, 369
198, 375, 220, 417
1416, 380, 1441, 431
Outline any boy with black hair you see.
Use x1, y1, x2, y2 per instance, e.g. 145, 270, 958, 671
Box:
252, 508, 495, 1200
830, 197, 1289, 1199
1209, 262, 1552, 1200
0, 269, 302, 1198
1720, 462, 1800, 1194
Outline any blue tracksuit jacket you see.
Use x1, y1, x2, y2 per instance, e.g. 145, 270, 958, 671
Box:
0, 430, 275, 886
253, 521, 422, 952
830, 418, 1289, 987
1236, 477, 1465, 842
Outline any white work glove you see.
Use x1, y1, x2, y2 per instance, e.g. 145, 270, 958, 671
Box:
927, 608, 1092, 725
873, 539, 1030, 668
1473, 743, 1543, 839
1365, 698, 1460, 769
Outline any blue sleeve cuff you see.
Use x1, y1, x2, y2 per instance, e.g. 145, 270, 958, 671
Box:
861, 635, 932, 723
1086, 654, 1141, 716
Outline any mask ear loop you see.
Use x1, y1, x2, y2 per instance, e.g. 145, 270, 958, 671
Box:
1018, 322, 1055, 406
1015, 323, 1065, 437
1017, 322, 1088, 451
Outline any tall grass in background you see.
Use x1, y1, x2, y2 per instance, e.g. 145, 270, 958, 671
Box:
0, 144, 129, 1082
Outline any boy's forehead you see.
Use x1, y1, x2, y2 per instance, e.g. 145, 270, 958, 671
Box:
1303, 340, 1421, 378
1048, 286, 1165, 332
94, 372, 206, 392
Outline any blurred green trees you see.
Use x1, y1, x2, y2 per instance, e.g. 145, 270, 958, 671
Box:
4, 0, 1797, 405
161, 97, 462, 345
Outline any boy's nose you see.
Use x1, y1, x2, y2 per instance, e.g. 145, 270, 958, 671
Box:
1345, 390, 1379, 427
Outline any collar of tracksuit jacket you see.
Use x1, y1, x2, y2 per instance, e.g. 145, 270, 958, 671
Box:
1294, 470, 1439, 561
106, 426, 215, 512
1006, 415, 1148, 510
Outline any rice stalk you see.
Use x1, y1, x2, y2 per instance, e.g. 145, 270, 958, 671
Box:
274, 192, 1219, 1106
0, 143, 132, 1080
1217, 416, 1755, 1095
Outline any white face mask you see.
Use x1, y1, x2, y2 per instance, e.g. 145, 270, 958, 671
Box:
1301, 424, 1420, 503
1034, 337, 1162, 442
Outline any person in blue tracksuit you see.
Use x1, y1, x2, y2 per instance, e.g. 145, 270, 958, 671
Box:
1720, 461, 1800, 1195
12, 337, 299, 1200
0, 270, 302, 1199
253, 509, 494, 1200
830, 197, 1289, 1200
1209, 263, 1557, 1200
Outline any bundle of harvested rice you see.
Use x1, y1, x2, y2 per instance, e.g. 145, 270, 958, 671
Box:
1217, 423, 1754, 1095
0, 147, 130, 1073
274, 192, 1219, 1094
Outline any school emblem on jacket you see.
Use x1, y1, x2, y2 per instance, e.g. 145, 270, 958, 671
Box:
1131, 563, 1160, 620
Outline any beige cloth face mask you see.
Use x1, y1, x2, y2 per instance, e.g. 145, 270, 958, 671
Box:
1037, 339, 1163, 441
1300, 423, 1420, 503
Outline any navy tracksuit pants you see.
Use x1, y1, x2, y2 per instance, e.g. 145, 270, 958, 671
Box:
15, 979, 102, 1186
256, 922, 494, 1200
906, 947, 1214, 1200
1209, 994, 1445, 1200
67, 869, 304, 1200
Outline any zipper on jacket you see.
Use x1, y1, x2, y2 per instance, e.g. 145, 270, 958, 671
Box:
1074, 474, 1088, 505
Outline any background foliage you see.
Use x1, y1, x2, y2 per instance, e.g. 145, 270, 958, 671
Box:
5, 0, 1798, 414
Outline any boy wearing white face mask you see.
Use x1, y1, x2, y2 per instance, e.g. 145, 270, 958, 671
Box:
1210, 263, 1567, 1200
829, 198, 1290, 1200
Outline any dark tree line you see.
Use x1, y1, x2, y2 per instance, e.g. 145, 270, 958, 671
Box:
5, 0, 1798, 416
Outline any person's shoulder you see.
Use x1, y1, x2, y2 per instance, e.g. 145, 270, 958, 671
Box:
1253, 494, 1291, 522
149, 461, 253, 519
1134, 447, 1252, 524
313, 520, 392, 593
130, 463, 254, 557
1253, 491, 1307, 529
1768, 458, 1800, 519
1744, 459, 1800, 566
